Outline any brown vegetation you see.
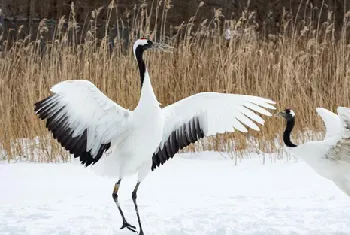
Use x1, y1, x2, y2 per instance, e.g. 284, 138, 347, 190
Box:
1, 0, 348, 37
0, 1, 349, 162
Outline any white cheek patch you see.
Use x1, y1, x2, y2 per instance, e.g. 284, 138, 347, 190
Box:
289, 110, 295, 117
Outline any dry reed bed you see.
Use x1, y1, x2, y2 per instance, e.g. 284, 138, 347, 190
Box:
0, 2, 349, 162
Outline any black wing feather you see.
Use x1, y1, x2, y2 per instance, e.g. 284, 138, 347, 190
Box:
151, 116, 205, 171
34, 94, 111, 167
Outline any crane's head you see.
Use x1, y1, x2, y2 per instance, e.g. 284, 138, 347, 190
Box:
133, 38, 173, 59
274, 108, 295, 122
133, 38, 154, 56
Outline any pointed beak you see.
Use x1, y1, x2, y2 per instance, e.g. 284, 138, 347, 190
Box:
274, 111, 286, 118
151, 42, 174, 53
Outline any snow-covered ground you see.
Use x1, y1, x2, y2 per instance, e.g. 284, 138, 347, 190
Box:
1, 152, 350, 235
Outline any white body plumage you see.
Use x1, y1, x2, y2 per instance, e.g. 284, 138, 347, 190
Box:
93, 69, 165, 180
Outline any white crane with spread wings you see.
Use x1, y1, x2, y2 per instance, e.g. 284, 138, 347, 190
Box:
35, 38, 276, 235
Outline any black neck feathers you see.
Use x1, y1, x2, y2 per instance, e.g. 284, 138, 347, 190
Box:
283, 118, 297, 147
135, 47, 146, 87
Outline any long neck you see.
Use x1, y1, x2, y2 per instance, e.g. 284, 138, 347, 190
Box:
283, 118, 297, 147
135, 47, 146, 86
134, 47, 159, 109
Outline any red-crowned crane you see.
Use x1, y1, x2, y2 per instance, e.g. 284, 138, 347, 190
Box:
35, 38, 276, 235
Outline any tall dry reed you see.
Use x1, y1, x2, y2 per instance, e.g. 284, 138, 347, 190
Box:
0, 1, 349, 162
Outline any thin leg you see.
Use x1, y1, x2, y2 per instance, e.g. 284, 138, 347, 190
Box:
132, 181, 144, 235
112, 179, 137, 233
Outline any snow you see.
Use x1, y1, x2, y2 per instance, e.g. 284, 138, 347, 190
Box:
1, 151, 350, 235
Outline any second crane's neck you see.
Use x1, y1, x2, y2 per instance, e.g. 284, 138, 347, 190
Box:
135, 47, 159, 108
283, 118, 297, 148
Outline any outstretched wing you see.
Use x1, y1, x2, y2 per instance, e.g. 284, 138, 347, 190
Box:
34, 80, 132, 166
151, 92, 276, 170
316, 107, 350, 164
337, 107, 350, 139
315, 108, 341, 140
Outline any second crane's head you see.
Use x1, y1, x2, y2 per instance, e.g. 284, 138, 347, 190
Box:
274, 108, 296, 122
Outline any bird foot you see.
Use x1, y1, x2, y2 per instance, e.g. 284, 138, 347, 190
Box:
139, 231, 144, 235
120, 220, 137, 233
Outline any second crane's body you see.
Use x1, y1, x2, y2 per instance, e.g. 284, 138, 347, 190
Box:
275, 108, 350, 198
